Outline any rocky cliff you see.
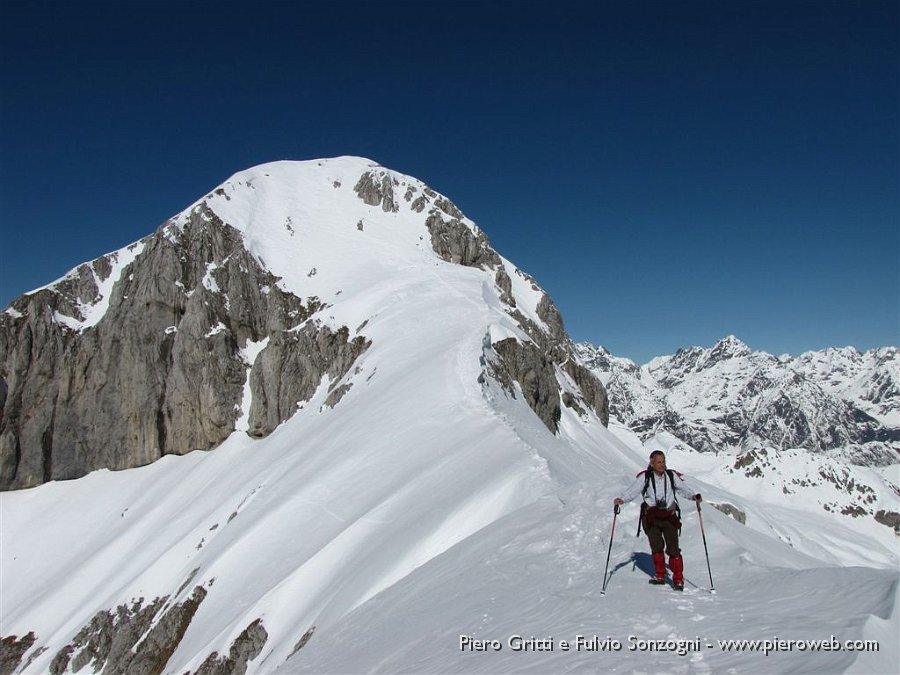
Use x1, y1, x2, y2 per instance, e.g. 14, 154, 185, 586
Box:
0, 206, 367, 490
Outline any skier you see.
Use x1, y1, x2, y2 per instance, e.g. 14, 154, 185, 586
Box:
614, 450, 701, 591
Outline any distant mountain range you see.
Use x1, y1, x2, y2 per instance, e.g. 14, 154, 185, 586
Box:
576, 335, 899, 466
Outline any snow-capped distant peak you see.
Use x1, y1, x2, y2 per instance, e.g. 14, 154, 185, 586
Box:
579, 335, 899, 466
710, 334, 751, 358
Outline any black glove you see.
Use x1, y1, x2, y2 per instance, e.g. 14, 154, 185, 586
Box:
693, 493, 702, 503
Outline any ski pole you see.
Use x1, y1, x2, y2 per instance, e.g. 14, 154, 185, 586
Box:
601, 504, 620, 594
696, 500, 715, 592
632, 504, 642, 571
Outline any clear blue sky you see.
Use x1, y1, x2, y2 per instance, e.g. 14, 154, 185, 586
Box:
1, 0, 897, 363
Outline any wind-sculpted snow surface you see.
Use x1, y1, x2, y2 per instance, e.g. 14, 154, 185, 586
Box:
3, 390, 896, 674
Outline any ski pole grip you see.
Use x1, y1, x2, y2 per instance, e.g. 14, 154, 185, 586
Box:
614, 504, 620, 515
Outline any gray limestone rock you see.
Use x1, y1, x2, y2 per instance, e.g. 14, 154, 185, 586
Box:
494, 269, 516, 307
192, 619, 268, 675
491, 338, 562, 433
48, 587, 206, 675
290, 626, 316, 657
1, 165, 603, 489
48, 645, 74, 675
0, 204, 367, 490
353, 170, 398, 213
536, 293, 566, 346
711, 502, 747, 524
562, 360, 609, 426
487, 287, 609, 432
0, 632, 36, 675
125, 587, 207, 675
561, 391, 585, 415
874, 509, 900, 534
247, 325, 371, 437
410, 195, 428, 213
425, 213, 502, 269
432, 196, 465, 220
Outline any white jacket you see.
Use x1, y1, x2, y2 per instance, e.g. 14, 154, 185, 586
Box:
619, 469, 696, 510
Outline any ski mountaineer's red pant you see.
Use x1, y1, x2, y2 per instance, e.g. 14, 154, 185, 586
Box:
646, 518, 683, 583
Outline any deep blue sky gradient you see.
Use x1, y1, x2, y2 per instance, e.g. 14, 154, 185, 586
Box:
1, 0, 897, 363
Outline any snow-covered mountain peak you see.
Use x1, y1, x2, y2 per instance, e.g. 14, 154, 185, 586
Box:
708, 334, 752, 360
165, 157, 482, 305
587, 336, 899, 457
0, 157, 619, 673
8, 156, 502, 341
1, 156, 609, 490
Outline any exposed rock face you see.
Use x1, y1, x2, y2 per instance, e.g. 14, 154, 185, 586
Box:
248, 324, 371, 437
425, 213, 502, 269
576, 337, 899, 529
711, 502, 747, 524
48, 587, 207, 675
354, 169, 399, 213
192, 619, 268, 675
0, 632, 36, 675
494, 269, 516, 307
562, 359, 609, 426
485, 301, 609, 432
11, 578, 267, 675
874, 509, 900, 534
491, 338, 562, 432
487, 323, 610, 433
289, 627, 316, 658
416, 198, 608, 433
0, 206, 369, 490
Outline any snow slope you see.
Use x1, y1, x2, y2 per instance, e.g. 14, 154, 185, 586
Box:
281, 485, 897, 675
2, 158, 897, 674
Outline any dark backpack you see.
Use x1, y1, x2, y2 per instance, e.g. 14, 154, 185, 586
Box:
636, 468, 682, 535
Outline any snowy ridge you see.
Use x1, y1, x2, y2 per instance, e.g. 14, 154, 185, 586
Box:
1, 161, 897, 674
11, 239, 148, 331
